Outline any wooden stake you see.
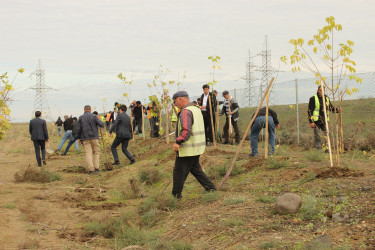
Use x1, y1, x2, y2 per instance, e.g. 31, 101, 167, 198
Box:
264, 92, 270, 159
142, 105, 145, 140
320, 80, 333, 167
216, 100, 220, 143
130, 112, 134, 141
227, 96, 233, 144
208, 94, 217, 148
166, 103, 170, 144
339, 97, 344, 152
218, 77, 274, 189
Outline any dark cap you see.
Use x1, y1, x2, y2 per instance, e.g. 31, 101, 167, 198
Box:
172, 91, 189, 100
222, 90, 229, 96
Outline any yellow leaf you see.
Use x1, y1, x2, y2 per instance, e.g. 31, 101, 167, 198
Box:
313, 47, 317, 54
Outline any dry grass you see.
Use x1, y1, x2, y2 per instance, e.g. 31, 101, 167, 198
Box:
14, 165, 61, 183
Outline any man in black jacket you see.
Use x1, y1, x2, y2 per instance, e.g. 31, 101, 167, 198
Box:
55, 117, 63, 136
250, 107, 280, 156
308, 86, 340, 150
199, 84, 217, 146
220, 90, 241, 144
61, 117, 79, 156
133, 101, 145, 135
109, 105, 135, 165
29, 111, 49, 167
77, 105, 104, 174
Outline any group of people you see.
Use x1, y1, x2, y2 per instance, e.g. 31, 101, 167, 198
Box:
29, 85, 338, 198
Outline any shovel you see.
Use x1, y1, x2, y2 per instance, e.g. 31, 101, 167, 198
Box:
46, 141, 54, 154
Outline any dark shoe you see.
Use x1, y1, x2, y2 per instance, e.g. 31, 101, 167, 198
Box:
130, 160, 136, 165
42, 160, 47, 165
233, 142, 239, 145
61, 153, 66, 156
223, 141, 229, 145
38, 165, 42, 167
249, 154, 258, 157
94, 169, 100, 173
324, 149, 329, 153
88, 171, 94, 175
112, 161, 120, 165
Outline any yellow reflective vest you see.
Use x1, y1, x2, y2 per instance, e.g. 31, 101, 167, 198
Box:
312, 94, 330, 122
178, 106, 206, 157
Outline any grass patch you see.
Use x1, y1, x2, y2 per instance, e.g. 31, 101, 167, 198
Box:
304, 150, 325, 162
267, 158, 290, 169
260, 241, 277, 249
139, 193, 177, 214
300, 171, 316, 184
224, 196, 246, 205
139, 168, 162, 185
2, 203, 16, 209
223, 216, 244, 227
257, 196, 276, 204
207, 164, 243, 179
300, 195, 321, 220
201, 191, 220, 203
14, 166, 62, 183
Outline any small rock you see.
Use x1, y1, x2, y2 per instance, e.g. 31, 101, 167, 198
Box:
305, 234, 332, 250
275, 192, 302, 214
335, 196, 347, 204
361, 186, 371, 192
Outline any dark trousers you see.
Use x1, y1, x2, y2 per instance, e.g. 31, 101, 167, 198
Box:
111, 136, 134, 163
105, 121, 111, 131
223, 117, 240, 143
134, 118, 142, 134
172, 155, 216, 199
33, 140, 46, 167
313, 121, 329, 149
202, 111, 215, 143
63, 135, 79, 155
152, 117, 159, 137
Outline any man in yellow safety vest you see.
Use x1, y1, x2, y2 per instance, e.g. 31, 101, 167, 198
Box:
172, 91, 216, 199
308, 86, 340, 151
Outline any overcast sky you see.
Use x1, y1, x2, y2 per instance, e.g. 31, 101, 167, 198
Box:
1, 0, 374, 122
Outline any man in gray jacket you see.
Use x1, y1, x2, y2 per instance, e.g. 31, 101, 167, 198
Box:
109, 105, 135, 165
29, 111, 49, 167
77, 105, 104, 174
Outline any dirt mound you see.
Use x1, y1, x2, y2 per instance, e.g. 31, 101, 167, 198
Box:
315, 167, 364, 179
79, 202, 124, 210
63, 165, 87, 173
241, 158, 265, 171
14, 166, 61, 183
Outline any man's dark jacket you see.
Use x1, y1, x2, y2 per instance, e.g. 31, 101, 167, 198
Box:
200, 92, 217, 113
109, 112, 132, 139
55, 118, 63, 126
77, 112, 104, 140
253, 107, 280, 125
308, 93, 337, 124
133, 106, 145, 120
29, 117, 49, 141
63, 117, 74, 131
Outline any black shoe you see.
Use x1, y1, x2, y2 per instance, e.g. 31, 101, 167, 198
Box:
42, 160, 46, 165
223, 141, 229, 145
233, 142, 239, 145
130, 160, 136, 165
112, 161, 120, 165
249, 154, 258, 157
61, 153, 66, 156
94, 169, 100, 173
88, 171, 94, 175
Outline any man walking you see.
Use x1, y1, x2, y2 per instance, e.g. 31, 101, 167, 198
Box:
220, 90, 241, 144
57, 115, 79, 152
29, 111, 49, 167
77, 105, 104, 174
172, 91, 216, 199
308, 86, 340, 150
199, 84, 217, 146
55, 117, 63, 136
250, 107, 280, 156
109, 105, 135, 165
61, 117, 80, 156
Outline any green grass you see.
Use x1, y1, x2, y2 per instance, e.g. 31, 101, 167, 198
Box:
300, 171, 316, 184
139, 168, 162, 185
267, 158, 291, 169
2, 203, 16, 209
304, 150, 325, 162
224, 196, 246, 205
257, 196, 276, 204
300, 195, 321, 220
201, 191, 220, 203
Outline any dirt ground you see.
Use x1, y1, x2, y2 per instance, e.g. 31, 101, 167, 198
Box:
1, 123, 375, 249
